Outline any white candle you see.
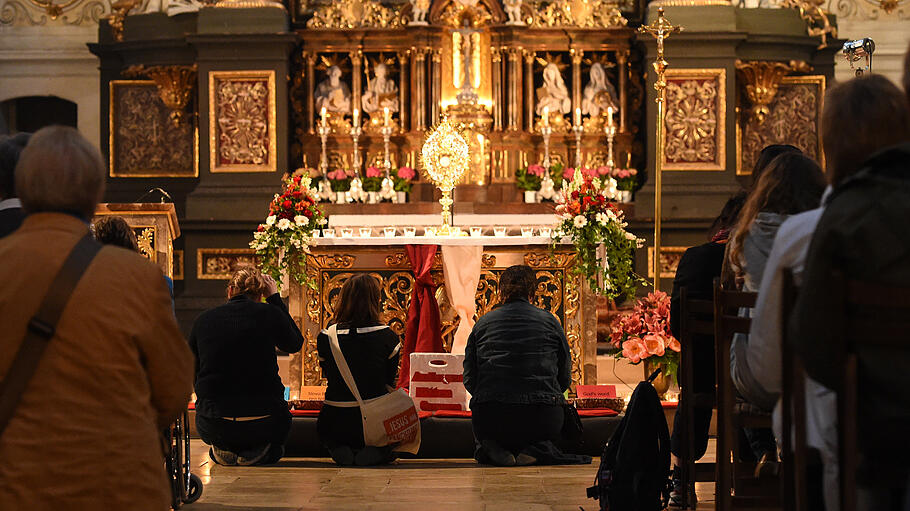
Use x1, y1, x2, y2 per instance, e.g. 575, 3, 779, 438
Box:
353, 108, 359, 126
383, 107, 390, 127
543, 106, 549, 127
607, 106, 614, 127
575, 107, 581, 127
320, 107, 327, 127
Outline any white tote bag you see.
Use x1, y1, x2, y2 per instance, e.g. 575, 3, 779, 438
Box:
326, 324, 421, 454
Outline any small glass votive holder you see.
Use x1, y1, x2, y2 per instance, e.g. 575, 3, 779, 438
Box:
403, 227, 417, 237
322, 228, 336, 238
311, 230, 321, 238
493, 226, 507, 237
469, 226, 483, 237
359, 227, 372, 238
340, 228, 354, 238
538, 227, 552, 238
424, 226, 437, 237
521, 227, 535, 237
383, 227, 397, 238
450, 226, 462, 236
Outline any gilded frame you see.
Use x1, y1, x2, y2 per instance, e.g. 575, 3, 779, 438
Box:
173, 250, 184, 280
662, 68, 727, 172
109, 80, 199, 178
208, 70, 278, 173
647, 246, 689, 279
196, 248, 258, 280
735, 75, 826, 175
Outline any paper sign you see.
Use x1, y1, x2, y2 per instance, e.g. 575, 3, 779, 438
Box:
299, 386, 327, 401
576, 385, 617, 399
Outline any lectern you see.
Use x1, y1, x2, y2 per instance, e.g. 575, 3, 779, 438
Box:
94, 203, 180, 279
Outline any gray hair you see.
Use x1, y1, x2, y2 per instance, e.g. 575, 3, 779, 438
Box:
15, 126, 105, 219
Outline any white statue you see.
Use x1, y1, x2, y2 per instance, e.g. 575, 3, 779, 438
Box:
581, 63, 619, 117
536, 63, 571, 117
504, 0, 523, 25
361, 63, 400, 116
142, 0, 201, 15
409, 0, 430, 24
315, 66, 351, 114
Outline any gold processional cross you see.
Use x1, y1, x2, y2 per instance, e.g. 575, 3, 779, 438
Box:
638, 7, 682, 291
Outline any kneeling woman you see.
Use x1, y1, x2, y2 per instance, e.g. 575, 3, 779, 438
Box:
317, 274, 401, 466
190, 267, 303, 465
465, 265, 588, 466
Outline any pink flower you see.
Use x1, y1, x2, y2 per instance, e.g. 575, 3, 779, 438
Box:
397, 166, 416, 180
528, 164, 546, 177
366, 166, 382, 178
328, 169, 349, 180
622, 338, 648, 364
617, 169, 630, 179
564, 167, 576, 179
642, 334, 666, 357
583, 167, 599, 179
596, 166, 611, 176
666, 336, 681, 352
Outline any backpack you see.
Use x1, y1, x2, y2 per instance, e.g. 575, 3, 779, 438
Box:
587, 370, 671, 511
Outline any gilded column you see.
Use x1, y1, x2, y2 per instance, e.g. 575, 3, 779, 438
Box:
430, 48, 442, 125
571, 48, 583, 118
306, 51, 316, 135
618, 50, 628, 134
351, 50, 363, 124
507, 48, 523, 131
524, 50, 534, 131
413, 48, 427, 131
492, 47, 503, 132
398, 50, 409, 134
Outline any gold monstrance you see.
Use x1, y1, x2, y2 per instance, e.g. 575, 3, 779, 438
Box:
638, 7, 682, 291
421, 118, 470, 235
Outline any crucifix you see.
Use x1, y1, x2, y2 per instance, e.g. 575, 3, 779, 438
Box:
638, 7, 682, 292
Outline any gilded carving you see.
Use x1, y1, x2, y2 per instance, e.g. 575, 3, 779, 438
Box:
306, 0, 404, 29
197, 248, 258, 280
528, 0, 628, 28
566, 323, 582, 390
647, 246, 688, 279
823, 0, 908, 19
663, 69, 726, 171
385, 252, 410, 268
310, 254, 356, 268
434, 0, 496, 27
124, 64, 197, 126
134, 226, 155, 262
738, 76, 825, 175
208, 70, 277, 173
735, 60, 811, 124
525, 251, 574, 268
781, 0, 838, 48
109, 80, 197, 178
481, 253, 496, 267
173, 249, 184, 280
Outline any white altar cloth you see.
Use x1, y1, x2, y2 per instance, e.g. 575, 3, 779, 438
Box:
327, 213, 557, 228
313, 235, 556, 246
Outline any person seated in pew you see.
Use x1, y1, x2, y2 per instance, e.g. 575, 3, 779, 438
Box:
316, 273, 402, 466
92, 215, 175, 299
464, 264, 590, 467
727, 150, 826, 475
190, 266, 303, 466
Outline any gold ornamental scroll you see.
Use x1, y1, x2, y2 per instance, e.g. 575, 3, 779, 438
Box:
286, 244, 598, 398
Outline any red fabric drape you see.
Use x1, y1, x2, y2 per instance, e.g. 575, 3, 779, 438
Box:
399, 244, 444, 389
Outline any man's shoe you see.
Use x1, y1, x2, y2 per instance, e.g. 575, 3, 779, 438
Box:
210, 446, 238, 466
481, 440, 516, 467
754, 451, 780, 478
237, 444, 270, 466
515, 452, 537, 466
355, 446, 393, 466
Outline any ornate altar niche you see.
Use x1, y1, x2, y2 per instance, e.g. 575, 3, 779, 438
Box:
291, 0, 642, 202
286, 243, 598, 397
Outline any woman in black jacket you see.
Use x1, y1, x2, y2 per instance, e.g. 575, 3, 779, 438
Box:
317, 273, 401, 466
190, 266, 303, 466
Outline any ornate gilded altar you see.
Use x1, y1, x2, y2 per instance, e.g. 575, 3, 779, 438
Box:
286, 240, 598, 398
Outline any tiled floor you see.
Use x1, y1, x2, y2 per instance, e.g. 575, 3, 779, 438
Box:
188, 440, 717, 510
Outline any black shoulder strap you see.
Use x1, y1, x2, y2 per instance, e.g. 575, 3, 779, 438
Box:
0, 233, 101, 437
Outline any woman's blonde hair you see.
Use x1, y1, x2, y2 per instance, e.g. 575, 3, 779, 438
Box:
227, 266, 269, 299
15, 126, 105, 219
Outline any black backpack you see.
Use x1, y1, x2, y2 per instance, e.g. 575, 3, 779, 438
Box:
587, 370, 671, 511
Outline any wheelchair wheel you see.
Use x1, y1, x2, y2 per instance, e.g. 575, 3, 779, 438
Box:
185, 473, 203, 504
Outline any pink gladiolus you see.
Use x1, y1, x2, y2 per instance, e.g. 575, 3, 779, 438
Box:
528, 164, 546, 177
622, 338, 648, 364
667, 336, 681, 352
366, 166, 382, 178
397, 166, 416, 180
642, 334, 666, 357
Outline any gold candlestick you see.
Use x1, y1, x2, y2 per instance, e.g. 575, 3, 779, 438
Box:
639, 7, 682, 292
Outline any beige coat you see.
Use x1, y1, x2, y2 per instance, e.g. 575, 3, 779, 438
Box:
0, 213, 194, 510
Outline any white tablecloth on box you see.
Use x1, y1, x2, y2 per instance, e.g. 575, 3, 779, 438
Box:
327, 214, 557, 228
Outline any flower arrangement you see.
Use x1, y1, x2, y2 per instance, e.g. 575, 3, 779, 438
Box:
250, 175, 327, 290
552, 172, 644, 302
363, 166, 384, 192
327, 169, 352, 192
611, 167, 639, 191
515, 164, 546, 191
608, 291, 681, 380
392, 166, 417, 193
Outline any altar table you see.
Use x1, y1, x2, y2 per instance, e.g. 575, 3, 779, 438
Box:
286, 235, 598, 398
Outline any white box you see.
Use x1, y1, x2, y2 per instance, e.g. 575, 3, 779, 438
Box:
409, 353, 471, 412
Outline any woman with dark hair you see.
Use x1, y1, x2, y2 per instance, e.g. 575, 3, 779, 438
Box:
464, 265, 585, 467
749, 144, 801, 187
317, 273, 401, 466
92, 215, 139, 252
190, 266, 303, 466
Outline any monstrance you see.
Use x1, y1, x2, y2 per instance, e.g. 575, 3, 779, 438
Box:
421, 118, 470, 236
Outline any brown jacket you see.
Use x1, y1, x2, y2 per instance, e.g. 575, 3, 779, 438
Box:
0, 213, 194, 510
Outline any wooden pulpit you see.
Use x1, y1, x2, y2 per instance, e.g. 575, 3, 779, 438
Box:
94, 203, 181, 279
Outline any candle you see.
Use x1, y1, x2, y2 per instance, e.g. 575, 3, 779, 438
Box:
607, 106, 614, 128
543, 106, 549, 127
353, 108, 359, 126
320, 107, 327, 127
383, 107, 390, 127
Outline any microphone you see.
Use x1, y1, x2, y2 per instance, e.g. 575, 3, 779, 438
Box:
135, 187, 173, 204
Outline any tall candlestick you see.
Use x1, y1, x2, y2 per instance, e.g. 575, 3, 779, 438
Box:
383, 107, 390, 127
575, 107, 581, 127
607, 106, 614, 128
542, 106, 549, 127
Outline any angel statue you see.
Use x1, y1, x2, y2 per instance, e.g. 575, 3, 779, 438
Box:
536, 63, 571, 117
409, 0, 430, 24
504, 0, 523, 25
581, 63, 619, 117
361, 63, 400, 116
315, 66, 351, 114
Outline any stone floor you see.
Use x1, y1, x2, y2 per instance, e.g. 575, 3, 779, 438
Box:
188, 440, 717, 510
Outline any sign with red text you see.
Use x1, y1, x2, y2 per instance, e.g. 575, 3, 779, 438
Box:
409, 353, 471, 412
576, 385, 617, 399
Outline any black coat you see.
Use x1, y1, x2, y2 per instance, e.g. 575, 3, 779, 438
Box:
0, 206, 25, 239
463, 298, 570, 406
189, 293, 303, 418
791, 142, 910, 486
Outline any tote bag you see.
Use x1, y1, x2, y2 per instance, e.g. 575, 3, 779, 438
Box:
326, 324, 421, 454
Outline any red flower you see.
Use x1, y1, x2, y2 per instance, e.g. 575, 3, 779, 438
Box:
257, 225, 265, 232
303, 209, 313, 218
282, 200, 292, 209
295, 202, 305, 211
293, 190, 302, 199
293, 176, 302, 184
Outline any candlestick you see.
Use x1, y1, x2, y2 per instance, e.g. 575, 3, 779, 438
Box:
353, 108, 360, 128
350, 117, 364, 202
575, 107, 581, 127
380, 121, 395, 202
540, 120, 553, 170
604, 122, 616, 168
607, 106, 614, 128
383, 107, 390, 127
542, 106, 549, 127
572, 121, 584, 171
317, 119, 330, 180
320, 106, 327, 127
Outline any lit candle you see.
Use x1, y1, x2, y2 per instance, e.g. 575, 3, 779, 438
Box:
575, 107, 581, 127
607, 106, 614, 128
353, 108, 359, 127
383, 107, 390, 127
320, 107, 327, 127
543, 106, 549, 127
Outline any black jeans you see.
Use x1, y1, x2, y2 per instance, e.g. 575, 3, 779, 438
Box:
471, 401, 563, 454
670, 402, 713, 461
196, 409, 291, 454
